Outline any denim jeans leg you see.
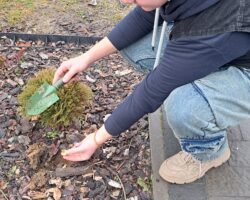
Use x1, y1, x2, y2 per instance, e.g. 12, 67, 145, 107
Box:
163, 67, 250, 161
120, 25, 172, 72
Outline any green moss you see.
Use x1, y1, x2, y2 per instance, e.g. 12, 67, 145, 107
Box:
137, 177, 152, 192
44, 131, 59, 139
18, 68, 93, 128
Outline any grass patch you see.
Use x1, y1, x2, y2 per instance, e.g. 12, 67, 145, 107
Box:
0, 0, 35, 25
0, 0, 132, 30
0, 0, 83, 26
94, 0, 132, 22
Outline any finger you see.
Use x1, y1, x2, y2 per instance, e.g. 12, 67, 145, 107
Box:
53, 62, 70, 84
64, 146, 84, 155
63, 68, 78, 83
63, 153, 90, 161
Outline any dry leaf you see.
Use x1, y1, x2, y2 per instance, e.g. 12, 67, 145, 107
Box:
28, 191, 46, 199
115, 69, 133, 76
61, 149, 67, 156
9, 48, 25, 63
31, 116, 40, 121
82, 172, 94, 178
49, 178, 63, 188
80, 186, 89, 194
108, 179, 122, 189
46, 188, 62, 200
94, 176, 103, 181
16, 41, 32, 47
0, 180, 7, 190
86, 75, 96, 83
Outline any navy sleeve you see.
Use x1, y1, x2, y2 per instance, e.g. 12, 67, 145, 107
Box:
107, 6, 160, 50
104, 32, 250, 136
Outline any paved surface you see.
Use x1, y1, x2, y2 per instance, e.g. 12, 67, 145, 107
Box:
149, 108, 250, 200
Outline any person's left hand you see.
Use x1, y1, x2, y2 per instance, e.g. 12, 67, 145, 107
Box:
62, 133, 99, 161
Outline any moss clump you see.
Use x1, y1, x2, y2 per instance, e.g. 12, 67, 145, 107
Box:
18, 68, 93, 127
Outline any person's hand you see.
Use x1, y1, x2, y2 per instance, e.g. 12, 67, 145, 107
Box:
62, 133, 99, 161
53, 54, 90, 84
61, 125, 113, 161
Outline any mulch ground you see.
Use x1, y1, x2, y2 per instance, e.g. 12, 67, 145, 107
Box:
0, 34, 152, 200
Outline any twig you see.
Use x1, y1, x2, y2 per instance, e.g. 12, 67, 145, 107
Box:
116, 160, 125, 171
55, 166, 91, 177
128, 137, 133, 149
0, 152, 20, 158
115, 173, 127, 200
0, 189, 9, 200
55, 161, 103, 177
106, 167, 127, 200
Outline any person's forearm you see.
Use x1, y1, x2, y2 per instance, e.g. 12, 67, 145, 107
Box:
84, 37, 117, 66
107, 6, 160, 50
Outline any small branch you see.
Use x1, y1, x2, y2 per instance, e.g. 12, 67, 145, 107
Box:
55, 166, 91, 177
107, 167, 127, 200
0, 152, 20, 158
115, 173, 127, 200
0, 189, 9, 200
54, 161, 103, 178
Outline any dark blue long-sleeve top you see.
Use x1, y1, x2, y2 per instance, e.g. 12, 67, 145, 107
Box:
104, 1, 250, 136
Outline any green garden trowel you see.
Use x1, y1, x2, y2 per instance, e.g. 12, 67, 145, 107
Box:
26, 78, 64, 116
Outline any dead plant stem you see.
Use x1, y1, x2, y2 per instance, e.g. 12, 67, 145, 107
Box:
0, 189, 9, 200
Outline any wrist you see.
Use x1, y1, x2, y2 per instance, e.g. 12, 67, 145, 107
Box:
93, 125, 112, 146
78, 53, 91, 68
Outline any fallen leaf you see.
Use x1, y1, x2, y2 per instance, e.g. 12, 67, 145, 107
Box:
28, 191, 46, 199
82, 172, 94, 178
88, 0, 97, 6
94, 176, 103, 181
108, 179, 122, 189
0, 54, 6, 68
6, 79, 17, 87
0, 180, 7, 190
46, 188, 61, 200
31, 116, 39, 121
86, 75, 96, 83
28, 169, 48, 190
14, 77, 24, 85
49, 178, 63, 188
61, 149, 67, 156
16, 41, 32, 47
80, 186, 89, 194
39, 52, 49, 60
111, 189, 120, 197
115, 69, 133, 76
49, 141, 60, 156
9, 48, 25, 63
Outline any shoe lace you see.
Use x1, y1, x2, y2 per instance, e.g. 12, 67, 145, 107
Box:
182, 152, 202, 176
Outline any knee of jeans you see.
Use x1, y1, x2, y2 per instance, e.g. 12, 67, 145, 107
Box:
164, 85, 196, 133
137, 59, 155, 71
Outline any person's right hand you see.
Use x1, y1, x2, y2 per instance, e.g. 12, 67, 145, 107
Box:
53, 54, 90, 84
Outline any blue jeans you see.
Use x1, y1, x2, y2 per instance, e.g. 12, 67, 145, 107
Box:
121, 29, 250, 162
121, 25, 170, 72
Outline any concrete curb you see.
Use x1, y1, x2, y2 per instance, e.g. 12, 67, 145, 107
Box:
149, 108, 169, 200
149, 108, 250, 200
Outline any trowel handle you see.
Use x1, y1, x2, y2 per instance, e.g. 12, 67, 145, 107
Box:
53, 78, 64, 89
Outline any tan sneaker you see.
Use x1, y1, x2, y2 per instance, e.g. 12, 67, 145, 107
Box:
159, 148, 231, 184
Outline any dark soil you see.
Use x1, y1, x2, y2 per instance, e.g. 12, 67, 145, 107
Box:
0, 1, 152, 199
0, 31, 152, 200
